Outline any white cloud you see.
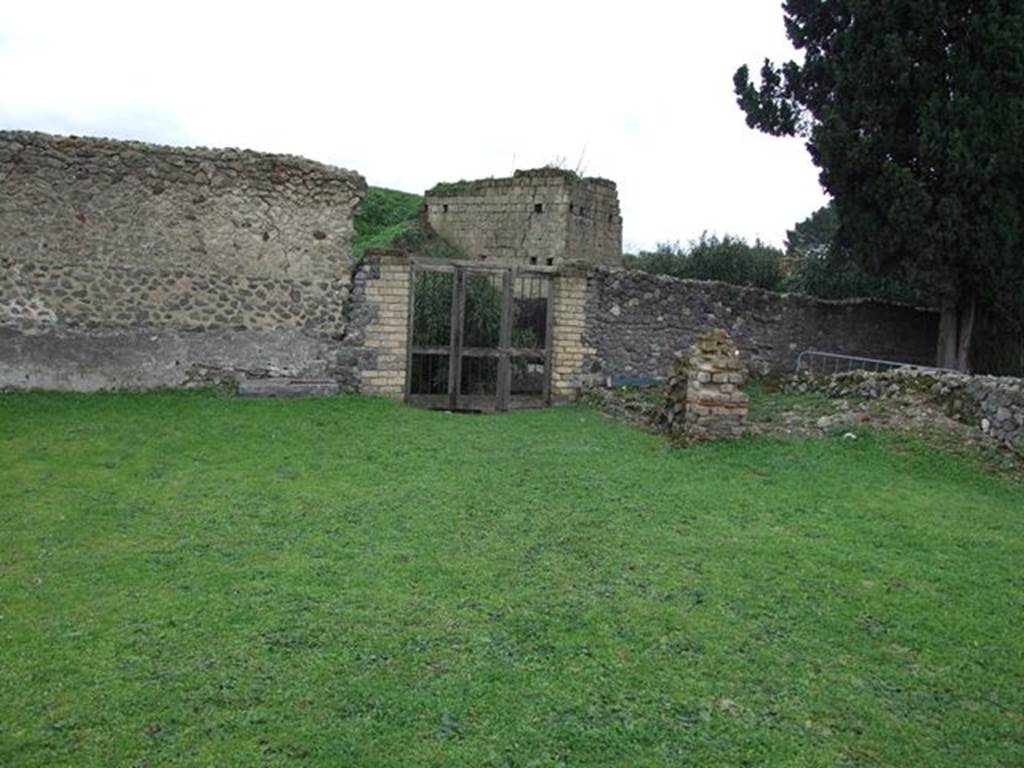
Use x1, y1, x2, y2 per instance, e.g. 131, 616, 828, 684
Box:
0, 0, 828, 250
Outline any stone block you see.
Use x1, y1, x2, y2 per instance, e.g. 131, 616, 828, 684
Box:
238, 378, 340, 398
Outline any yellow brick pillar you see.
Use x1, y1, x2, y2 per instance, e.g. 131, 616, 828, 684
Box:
358, 251, 411, 398
549, 264, 594, 401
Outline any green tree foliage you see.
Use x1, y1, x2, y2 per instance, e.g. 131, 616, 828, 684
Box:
785, 203, 1024, 374
735, 1, 1024, 370
625, 234, 785, 292
787, 248, 930, 306
784, 203, 934, 306
785, 203, 838, 261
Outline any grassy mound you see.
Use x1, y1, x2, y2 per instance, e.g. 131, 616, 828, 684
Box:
352, 186, 424, 260
352, 186, 464, 262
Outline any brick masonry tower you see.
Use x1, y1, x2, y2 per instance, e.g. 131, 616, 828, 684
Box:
424, 168, 623, 267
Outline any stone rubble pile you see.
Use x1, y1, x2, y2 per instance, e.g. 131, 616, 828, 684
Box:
789, 367, 1024, 453
577, 386, 662, 429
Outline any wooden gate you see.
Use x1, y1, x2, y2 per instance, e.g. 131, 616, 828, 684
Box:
405, 260, 553, 411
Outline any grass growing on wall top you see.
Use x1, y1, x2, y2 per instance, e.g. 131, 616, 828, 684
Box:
352, 186, 464, 262
1, 391, 1022, 766
352, 186, 424, 260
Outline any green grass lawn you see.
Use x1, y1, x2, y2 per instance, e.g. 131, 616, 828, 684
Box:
1, 392, 1022, 767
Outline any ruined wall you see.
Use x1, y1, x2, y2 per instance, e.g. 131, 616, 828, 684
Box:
574, 269, 939, 387
0, 133, 941, 401
425, 169, 622, 267
0, 131, 365, 390
801, 369, 1024, 454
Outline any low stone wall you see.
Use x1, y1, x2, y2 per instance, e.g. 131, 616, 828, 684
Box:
0, 131, 365, 390
796, 368, 1024, 453
581, 268, 939, 385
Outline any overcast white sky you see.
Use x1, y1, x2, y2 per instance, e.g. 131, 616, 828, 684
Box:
0, 1, 828, 252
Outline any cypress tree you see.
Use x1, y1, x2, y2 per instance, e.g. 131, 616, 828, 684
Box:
735, 1, 1024, 370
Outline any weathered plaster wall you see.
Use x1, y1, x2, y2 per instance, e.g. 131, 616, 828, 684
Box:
0, 131, 365, 390
569, 268, 939, 389
425, 169, 622, 267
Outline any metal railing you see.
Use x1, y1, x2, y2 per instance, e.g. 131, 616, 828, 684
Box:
794, 350, 957, 376
607, 375, 665, 388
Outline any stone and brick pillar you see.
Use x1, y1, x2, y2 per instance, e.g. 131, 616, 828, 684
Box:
664, 329, 749, 440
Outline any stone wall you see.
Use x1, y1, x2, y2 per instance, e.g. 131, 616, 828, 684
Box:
565, 178, 622, 268
803, 368, 1024, 454
581, 268, 939, 386
0, 131, 365, 390
425, 169, 622, 268
0, 133, 943, 401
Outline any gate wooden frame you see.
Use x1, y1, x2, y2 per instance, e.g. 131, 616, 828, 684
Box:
404, 258, 556, 412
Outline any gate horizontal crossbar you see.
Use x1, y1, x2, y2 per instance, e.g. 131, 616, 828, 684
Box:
411, 346, 546, 358
409, 257, 558, 276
